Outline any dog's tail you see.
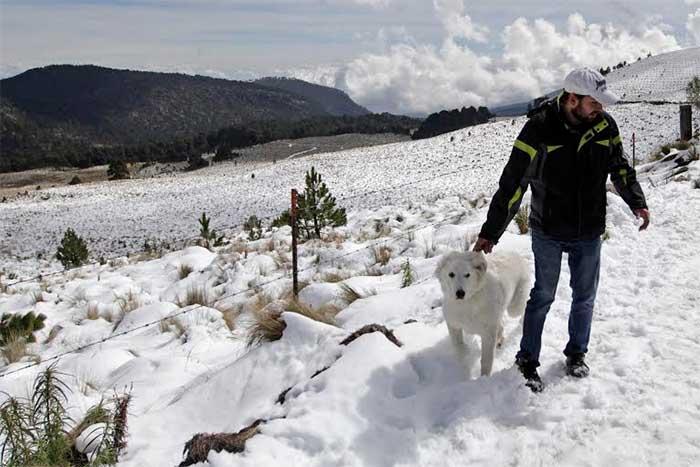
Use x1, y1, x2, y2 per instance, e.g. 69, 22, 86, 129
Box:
507, 274, 530, 318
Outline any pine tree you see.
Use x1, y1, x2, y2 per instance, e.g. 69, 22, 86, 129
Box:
55, 228, 89, 269
107, 160, 130, 180
296, 166, 347, 240
400, 259, 413, 288
243, 215, 263, 241
198, 212, 225, 249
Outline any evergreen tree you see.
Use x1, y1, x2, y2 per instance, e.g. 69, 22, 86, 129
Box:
243, 215, 263, 241
107, 160, 130, 180
296, 166, 346, 240
198, 212, 225, 249
55, 228, 89, 269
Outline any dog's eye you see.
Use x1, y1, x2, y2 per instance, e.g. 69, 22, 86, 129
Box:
448, 272, 455, 278
465, 273, 470, 278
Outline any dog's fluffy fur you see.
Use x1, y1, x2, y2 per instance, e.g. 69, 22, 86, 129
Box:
435, 251, 530, 376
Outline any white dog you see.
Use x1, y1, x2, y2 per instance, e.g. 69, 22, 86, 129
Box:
435, 251, 530, 376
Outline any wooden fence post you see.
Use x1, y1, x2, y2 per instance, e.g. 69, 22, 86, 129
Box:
632, 132, 636, 169
680, 104, 692, 141
291, 189, 299, 298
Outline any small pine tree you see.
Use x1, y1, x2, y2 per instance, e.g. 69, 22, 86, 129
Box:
243, 215, 263, 241
271, 210, 291, 228
687, 76, 700, 109
0, 312, 47, 346
56, 228, 89, 269
400, 259, 413, 288
198, 212, 225, 249
107, 160, 130, 180
297, 166, 347, 240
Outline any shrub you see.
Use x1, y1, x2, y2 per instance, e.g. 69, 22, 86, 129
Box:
271, 210, 291, 228
178, 263, 194, 280
0, 311, 47, 346
373, 245, 392, 266
244, 215, 263, 241
107, 160, 130, 180
56, 228, 89, 269
515, 204, 530, 234
0, 364, 130, 466
68, 176, 82, 185
400, 259, 413, 288
198, 212, 225, 249
296, 166, 347, 240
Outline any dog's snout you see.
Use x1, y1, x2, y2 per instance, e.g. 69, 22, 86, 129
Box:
456, 289, 465, 299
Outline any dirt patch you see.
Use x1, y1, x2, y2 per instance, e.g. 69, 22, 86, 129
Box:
0, 166, 108, 199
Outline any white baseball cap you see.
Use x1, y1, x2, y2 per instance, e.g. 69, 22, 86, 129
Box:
563, 67, 619, 106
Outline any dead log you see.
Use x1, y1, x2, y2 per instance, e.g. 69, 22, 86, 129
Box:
179, 419, 265, 467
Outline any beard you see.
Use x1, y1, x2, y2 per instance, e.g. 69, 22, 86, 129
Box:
572, 103, 599, 123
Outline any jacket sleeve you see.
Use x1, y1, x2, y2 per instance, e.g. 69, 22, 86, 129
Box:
607, 119, 647, 211
479, 120, 539, 243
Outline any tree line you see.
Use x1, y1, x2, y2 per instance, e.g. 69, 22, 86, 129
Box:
0, 113, 419, 173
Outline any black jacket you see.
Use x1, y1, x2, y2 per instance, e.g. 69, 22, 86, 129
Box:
479, 97, 647, 242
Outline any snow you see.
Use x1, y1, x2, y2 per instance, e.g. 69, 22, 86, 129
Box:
607, 47, 700, 103
2, 59, 700, 466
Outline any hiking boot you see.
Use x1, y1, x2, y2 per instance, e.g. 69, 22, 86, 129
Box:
515, 357, 544, 393
565, 353, 590, 378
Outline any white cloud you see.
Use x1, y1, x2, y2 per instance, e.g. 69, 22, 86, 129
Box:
289, 5, 682, 114
433, 0, 489, 42
688, 9, 700, 44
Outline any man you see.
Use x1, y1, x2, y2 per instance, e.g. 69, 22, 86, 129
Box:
473, 67, 650, 393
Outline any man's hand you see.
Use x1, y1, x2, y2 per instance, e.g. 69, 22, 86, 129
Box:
473, 237, 494, 254
633, 208, 650, 231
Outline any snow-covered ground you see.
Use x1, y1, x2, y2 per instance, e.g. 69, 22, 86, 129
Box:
1, 102, 698, 279
1, 132, 699, 465
607, 47, 700, 102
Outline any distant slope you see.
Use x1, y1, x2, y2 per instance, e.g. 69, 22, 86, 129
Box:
492, 47, 700, 116
0, 65, 340, 144
255, 77, 370, 117
606, 47, 700, 102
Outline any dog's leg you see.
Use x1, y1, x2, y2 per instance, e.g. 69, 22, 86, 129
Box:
496, 324, 505, 349
480, 332, 497, 376
447, 324, 466, 359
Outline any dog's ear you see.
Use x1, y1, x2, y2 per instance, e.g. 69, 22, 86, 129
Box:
472, 251, 487, 274
434, 253, 448, 278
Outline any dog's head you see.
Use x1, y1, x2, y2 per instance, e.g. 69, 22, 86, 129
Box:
434, 251, 487, 301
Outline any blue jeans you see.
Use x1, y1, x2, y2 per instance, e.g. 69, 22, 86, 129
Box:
516, 229, 602, 366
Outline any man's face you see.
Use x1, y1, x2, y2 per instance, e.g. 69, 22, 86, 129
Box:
571, 95, 603, 123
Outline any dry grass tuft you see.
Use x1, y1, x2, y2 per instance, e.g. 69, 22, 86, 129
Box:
322, 271, 346, 283
514, 204, 530, 234
372, 245, 392, 266
339, 283, 377, 306
159, 317, 187, 338
214, 302, 241, 331
30, 290, 44, 304
1, 334, 29, 363
44, 324, 63, 344
176, 286, 214, 308
285, 298, 337, 325
115, 289, 142, 314
247, 307, 285, 347
86, 302, 100, 320
178, 263, 194, 280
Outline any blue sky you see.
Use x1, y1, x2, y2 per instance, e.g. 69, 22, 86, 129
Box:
2, 0, 699, 113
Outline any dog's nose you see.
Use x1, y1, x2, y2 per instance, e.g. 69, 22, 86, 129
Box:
456, 289, 465, 299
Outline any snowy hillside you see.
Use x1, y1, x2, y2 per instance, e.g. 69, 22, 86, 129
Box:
607, 47, 700, 102
1, 103, 698, 275
1, 144, 699, 466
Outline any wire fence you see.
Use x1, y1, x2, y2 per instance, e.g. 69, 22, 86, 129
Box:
0, 166, 479, 378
